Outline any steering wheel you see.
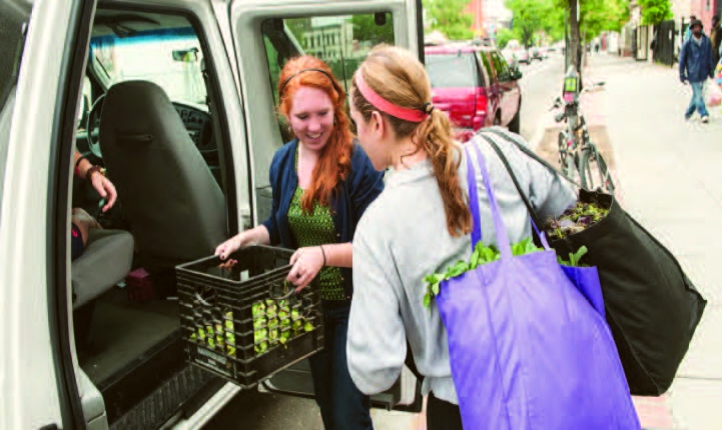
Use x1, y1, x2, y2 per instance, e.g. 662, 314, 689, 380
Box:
86, 94, 106, 159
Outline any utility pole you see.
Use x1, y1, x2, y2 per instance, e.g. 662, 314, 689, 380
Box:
568, 0, 582, 81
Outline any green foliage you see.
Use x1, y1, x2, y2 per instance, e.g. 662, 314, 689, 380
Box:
352, 14, 395, 46
505, 0, 554, 47
581, 0, 630, 40
423, 0, 474, 40
496, 27, 521, 49
423, 239, 544, 308
557, 246, 589, 267
546, 0, 630, 42
638, 0, 673, 26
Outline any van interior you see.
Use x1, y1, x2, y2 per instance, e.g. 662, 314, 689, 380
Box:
68, 6, 415, 428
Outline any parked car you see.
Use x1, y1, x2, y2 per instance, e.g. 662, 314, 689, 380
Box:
530, 47, 543, 61
424, 45, 523, 142
501, 48, 520, 69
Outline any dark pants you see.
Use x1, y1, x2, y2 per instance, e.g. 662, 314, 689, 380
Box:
427, 392, 463, 430
309, 301, 373, 430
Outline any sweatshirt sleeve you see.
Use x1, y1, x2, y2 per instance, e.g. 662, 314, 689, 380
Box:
347, 224, 407, 395
526, 153, 577, 223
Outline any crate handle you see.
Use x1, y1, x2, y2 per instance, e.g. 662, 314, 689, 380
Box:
195, 292, 213, 307
269, 287, 296, 301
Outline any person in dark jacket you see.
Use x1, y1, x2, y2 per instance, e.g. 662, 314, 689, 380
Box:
215, 56, 383, 430
711, 15, 722, 65
680, 19, 715, 122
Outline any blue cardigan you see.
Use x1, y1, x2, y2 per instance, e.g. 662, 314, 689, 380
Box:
261, 139, 384, 298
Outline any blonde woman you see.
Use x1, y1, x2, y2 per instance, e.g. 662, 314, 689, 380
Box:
346, 45, 576, 428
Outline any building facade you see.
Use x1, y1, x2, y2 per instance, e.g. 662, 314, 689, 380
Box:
690, 0, 720, 30
465, 0, 512, 39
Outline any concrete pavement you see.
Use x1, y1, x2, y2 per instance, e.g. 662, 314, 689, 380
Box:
536, 53, 722, 430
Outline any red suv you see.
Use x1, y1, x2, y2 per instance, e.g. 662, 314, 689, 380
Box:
424, 45, 522, 142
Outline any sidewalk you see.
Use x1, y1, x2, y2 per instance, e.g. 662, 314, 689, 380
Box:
537, 53, 722, 430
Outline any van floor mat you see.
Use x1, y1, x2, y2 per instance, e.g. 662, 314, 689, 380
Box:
79, 299, 179, 384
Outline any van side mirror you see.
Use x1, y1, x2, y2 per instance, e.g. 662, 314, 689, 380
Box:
511, 68, 523, 80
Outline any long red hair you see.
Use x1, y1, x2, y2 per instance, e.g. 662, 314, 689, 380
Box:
278, 56, 353, 213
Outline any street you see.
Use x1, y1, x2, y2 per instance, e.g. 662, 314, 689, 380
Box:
205, 54, 722, 429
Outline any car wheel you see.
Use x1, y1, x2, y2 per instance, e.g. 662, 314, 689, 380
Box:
508, 104, 521, 134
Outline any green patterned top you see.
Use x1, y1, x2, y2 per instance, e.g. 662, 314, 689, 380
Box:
287, 149, 346, 301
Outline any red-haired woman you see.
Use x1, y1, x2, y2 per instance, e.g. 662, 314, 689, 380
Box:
215, 56, 381, 429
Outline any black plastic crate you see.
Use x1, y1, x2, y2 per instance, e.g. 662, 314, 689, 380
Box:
175, 245, 324, 389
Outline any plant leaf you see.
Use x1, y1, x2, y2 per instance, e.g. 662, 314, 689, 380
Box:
431, 281, 440, 296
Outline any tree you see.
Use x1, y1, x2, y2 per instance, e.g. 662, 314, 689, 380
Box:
638, 0, 673, 26
496, 27, 522, 49
422, 0, 474, 40
352, 14, 394, 46
505, 0, 555, 47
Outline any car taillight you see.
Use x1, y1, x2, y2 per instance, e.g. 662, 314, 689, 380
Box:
473, 89, 488, 130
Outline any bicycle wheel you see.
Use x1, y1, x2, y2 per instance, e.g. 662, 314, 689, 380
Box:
558, 131, 577, 180
578, 145, 615, 193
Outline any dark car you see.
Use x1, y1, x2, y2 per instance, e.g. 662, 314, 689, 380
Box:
424, 45, 522, 142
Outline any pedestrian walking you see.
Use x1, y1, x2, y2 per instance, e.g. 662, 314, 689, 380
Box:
680, 19, 715, 122
684, 15, 697, 44
215, 55, 382, 430
710, 15, 722, 65
345, 45, 639, 429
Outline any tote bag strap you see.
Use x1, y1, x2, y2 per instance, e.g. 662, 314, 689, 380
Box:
464, 145, 484, 249
477, 133, 548, 242
464, 143, 514, 259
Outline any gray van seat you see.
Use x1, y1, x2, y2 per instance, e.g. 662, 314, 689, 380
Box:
72, 229, 134, 309
98, 80, 226, 272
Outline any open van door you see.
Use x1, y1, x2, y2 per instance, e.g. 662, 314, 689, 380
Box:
226, 0, 424, 412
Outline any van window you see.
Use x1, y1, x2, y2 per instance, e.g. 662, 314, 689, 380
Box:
262, 13, 394, 106
0, 1, 31, 108
426, 53, 478, 88
90, 27, 206, 106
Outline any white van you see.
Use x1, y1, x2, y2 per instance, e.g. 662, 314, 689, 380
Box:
0, 1, 424, 428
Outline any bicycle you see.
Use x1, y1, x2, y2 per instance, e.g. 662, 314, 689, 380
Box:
550, 80, 615, 194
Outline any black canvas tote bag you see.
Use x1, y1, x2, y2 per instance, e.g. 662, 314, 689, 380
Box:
479, 129, 707, 396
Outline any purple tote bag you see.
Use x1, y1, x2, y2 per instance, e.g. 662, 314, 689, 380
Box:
435, 144, 640, 429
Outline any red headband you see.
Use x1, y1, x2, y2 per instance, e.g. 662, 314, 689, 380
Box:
355, 72, 429, 123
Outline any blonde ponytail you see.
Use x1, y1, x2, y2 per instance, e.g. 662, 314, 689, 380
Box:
351, 45, 472, 236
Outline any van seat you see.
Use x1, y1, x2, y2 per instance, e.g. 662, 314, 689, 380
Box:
72, 229, 134, 309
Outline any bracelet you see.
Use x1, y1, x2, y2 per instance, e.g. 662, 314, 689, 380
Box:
319, 245, 327, 267
74, 156, 86, 177
86, 165, 103, 182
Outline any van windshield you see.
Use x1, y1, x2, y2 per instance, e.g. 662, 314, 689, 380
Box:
89, 27, 206, 107
425, 53, 477, 88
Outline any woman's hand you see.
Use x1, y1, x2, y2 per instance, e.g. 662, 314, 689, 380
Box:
286, 246, 325, 292
215, 234, 246, 261
89, 172, 118, 212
